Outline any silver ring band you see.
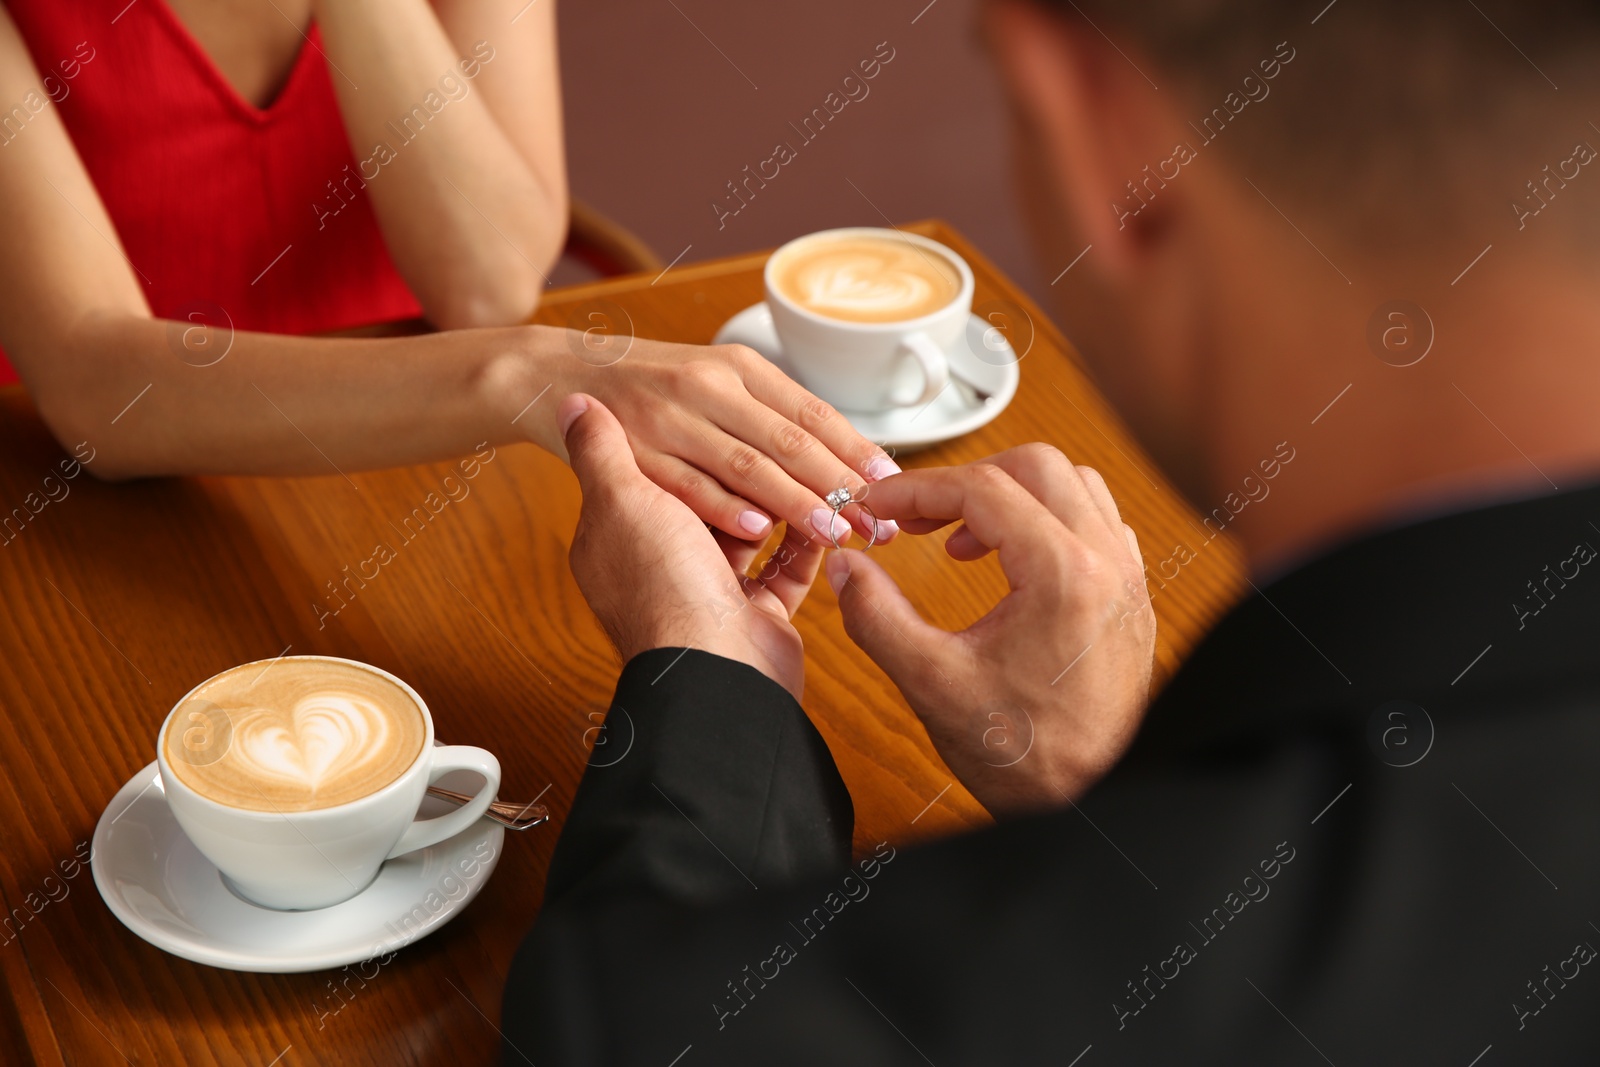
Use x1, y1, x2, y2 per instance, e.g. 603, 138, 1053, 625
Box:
826, 486, 879, 551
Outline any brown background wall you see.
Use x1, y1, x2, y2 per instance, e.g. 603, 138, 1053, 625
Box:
556, 0, 1044, 301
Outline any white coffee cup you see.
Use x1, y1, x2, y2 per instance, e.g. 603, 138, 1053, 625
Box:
156, 657, 501, 911
764, 227, 972, 412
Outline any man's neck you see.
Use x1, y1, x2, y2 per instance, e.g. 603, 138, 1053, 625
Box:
1205, 262, 1600, 575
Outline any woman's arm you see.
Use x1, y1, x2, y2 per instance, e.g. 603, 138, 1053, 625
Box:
0, 7, 514, 476
0, 8, 896, 545
311, 0, 568, 329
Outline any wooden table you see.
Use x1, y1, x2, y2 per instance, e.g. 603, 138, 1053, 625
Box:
0, 221, 1244, 1065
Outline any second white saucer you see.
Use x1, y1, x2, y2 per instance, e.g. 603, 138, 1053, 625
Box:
92, 760, 505, 973
713, 302, 1021, 453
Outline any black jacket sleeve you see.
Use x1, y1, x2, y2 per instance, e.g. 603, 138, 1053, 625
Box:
502, 648, 853, 1062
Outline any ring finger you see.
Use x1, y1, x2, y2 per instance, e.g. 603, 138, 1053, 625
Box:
674, 421, 866, 547
712, 402, 899, 543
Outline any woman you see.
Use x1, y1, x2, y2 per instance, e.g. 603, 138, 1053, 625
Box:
0, 0, 891, 545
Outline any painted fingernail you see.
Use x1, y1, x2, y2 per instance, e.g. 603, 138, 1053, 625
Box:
865, 455, 901, 481
810, 507, 851, 543
738, 510, 771, 536
874, 517, 900, 538
826, 551, 850, 594
557, 394, 589, 437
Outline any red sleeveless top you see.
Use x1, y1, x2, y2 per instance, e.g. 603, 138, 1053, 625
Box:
0, 0, 422, 385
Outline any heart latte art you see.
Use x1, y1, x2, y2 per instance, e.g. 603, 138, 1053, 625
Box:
771, 235, 962, 323
163, 659, 425, 812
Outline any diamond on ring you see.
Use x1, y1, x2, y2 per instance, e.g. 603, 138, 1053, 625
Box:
824, 485, 880, 552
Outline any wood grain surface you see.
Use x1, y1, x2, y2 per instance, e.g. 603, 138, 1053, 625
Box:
0, 221, 1245, 1066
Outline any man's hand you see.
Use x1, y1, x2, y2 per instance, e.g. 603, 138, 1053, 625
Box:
826, 445, 1156, 815
561, 393, 825, 699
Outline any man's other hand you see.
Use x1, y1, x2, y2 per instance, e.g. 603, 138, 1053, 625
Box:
827, 445, 1157, 815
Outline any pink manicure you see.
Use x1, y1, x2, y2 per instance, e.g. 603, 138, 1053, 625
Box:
865, 455, 901, 481
810, 507, 851, 543
738, 510, 771, 536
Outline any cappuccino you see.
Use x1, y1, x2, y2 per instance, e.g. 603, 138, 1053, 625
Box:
163, 658, 425, 813
770, 234, 962, 324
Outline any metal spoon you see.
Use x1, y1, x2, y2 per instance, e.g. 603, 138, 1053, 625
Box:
426, 786, 549, 831
948, 368, 995, 406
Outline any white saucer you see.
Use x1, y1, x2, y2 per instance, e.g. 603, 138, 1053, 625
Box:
713, 302, 1021, 452
92, 760, 505, 973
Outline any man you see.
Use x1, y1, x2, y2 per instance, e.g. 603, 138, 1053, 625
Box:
505, 1, 1600, 1062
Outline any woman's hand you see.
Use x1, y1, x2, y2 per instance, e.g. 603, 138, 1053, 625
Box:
560, 393, 825, 699
825, 445, 1157, 815
514, 330, 902, 548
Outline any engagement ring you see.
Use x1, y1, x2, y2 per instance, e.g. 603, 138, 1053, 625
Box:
826, 486, 880, 551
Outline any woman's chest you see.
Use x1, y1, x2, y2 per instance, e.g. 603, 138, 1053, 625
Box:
162, 0, 313, 109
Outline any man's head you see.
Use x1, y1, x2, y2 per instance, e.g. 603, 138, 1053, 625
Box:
985, 0, 1600, 567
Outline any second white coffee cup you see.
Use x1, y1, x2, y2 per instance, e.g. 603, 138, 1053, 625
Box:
157, 656, 501, 911
764, 227, 973, 412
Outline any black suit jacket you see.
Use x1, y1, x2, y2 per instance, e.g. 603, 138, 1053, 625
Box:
504, 483, 1600, 1065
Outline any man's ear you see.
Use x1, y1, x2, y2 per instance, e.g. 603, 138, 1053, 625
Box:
984, 0, 1179, 282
